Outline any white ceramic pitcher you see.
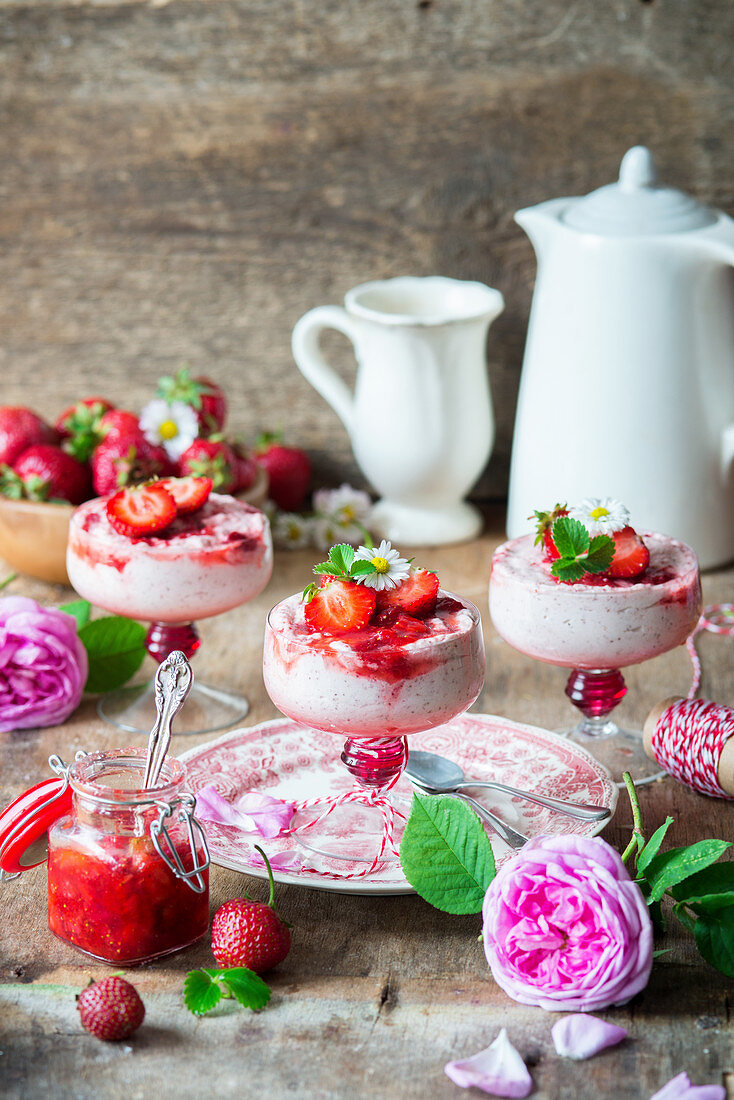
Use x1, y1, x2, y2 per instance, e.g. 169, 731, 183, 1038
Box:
291, 276, 504, 546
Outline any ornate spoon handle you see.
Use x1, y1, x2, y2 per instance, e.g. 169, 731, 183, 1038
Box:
143, 651, 193, 789
453, 780, 611, 822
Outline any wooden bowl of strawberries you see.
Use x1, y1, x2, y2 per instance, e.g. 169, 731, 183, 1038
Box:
0, 379, 270, 586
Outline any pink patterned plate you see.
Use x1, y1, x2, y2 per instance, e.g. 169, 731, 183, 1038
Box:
178, 713, 617, 896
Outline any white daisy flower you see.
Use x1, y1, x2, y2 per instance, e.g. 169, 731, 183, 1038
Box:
353, 539, 411, 590
272, 512, 312, 550
568, 497, 630, 537
139, 398, 199, 461
312, 515, 364, 551
313, 484, 373, 527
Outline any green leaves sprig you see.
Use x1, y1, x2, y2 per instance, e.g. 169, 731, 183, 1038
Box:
184, 968, 271, 1016
302, 542, 377, 602
550, 517, 615, 582
59, 599, 147, 693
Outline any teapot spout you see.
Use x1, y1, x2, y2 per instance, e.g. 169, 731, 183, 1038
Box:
514, 199, 568, 257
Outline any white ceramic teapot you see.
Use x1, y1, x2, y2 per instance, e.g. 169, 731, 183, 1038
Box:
507, 146, 734, 569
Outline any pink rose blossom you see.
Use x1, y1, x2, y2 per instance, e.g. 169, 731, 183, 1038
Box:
195, 786, 295, 838
0, 597, 87, 733
649, 1072, 725, 1100
482, 835, 653, 1012
444, 1029, 532, 1097
551, 1014, 627, 1059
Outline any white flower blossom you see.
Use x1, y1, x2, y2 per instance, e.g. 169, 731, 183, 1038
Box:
272, 512, 313, 550
313, 484, 373, 527
568, 497, 630, 537
139, 399, 198, 461
353, 539, 411, 590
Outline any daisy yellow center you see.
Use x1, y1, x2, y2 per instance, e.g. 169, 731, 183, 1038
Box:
342, 505, 356, 520
159, 419, 179, 440
590, 506, 610, 521
371, 556, 390, 574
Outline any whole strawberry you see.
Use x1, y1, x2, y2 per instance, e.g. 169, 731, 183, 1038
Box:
91, 432, 171, 496
231, 442, 258, 494
14, 444, 91, 505
55, 396, 114, 438
0, 407, 57, 467
157, 366, 227, 433
178, 438, 237, 492
98, 409, 143, 441
211, 848, 291, 973
77, 976, 145, 1042
254, 433, 311, 512
533, 503, 569, 562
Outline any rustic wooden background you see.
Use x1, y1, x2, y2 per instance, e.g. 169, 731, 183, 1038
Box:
1, 0, 733, 496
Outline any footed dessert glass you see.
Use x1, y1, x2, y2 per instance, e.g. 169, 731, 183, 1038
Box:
263, 591, 485, 863
489, 531, 702, 784
67, 493, 273, 734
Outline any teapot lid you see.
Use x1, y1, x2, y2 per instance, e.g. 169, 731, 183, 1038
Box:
563, 146, 717, 236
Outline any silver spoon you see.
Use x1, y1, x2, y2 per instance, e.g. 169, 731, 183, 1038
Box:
423, 790, 530, 850
406, 750, 612, 823
143, 651, 193, 789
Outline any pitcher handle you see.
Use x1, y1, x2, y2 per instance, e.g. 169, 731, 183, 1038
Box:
291, 306, 358, 434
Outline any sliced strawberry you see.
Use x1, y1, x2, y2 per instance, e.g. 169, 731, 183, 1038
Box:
304, 579, 376, 634
607, 526, 650, 579
533, 504, 569, 561
318, 573, 338, 587
106, 484, 177, 538
155, 475, 213, 515
372, 608, 431, 639
375, 570, 439, 618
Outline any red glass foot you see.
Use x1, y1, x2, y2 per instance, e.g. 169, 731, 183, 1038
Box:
565, 668, 626, 730
146, 622, 201, 663
341, 737, 408, 788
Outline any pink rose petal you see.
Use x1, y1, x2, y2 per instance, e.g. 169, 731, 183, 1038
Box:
649, 1072, 726, 1100
551, 1014, 627, 1060
195, 786, 295, 838
444, 1028, 532, 1098
250, 848, 305, 872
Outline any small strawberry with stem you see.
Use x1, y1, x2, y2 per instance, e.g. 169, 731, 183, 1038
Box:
157, 366, 227, 433
210, 845, 292, 973
77, 976, 145, 1042
532, 503, 568, 561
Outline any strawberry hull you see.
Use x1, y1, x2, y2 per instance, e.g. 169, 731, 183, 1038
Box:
67, 493, 273, 622
263, 591, 485, 737
489, 531, 702, 670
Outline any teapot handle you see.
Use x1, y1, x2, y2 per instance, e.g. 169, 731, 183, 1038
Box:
720, 424, 734, 485
291, 306, 358, 435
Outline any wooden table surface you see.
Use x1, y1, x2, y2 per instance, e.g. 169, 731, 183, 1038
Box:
1, 512, 732, 1099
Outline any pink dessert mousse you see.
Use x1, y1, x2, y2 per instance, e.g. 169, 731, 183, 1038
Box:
67, 492, 273, 622
489, 531, 702, 670
263, 591, 485, 737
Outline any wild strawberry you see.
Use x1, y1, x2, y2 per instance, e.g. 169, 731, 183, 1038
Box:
177, 438, 237, 492
13, 444, 91, 505
98, 409, 143, 441
106, 483, 177, 537
157, 367, 227, 432
254, 433, 311, 512
91, 433, 171, 496
155, 475, 212, 515
375, 569, 439, 618
533, 503, 569, 561
0, 407, 57, 467
55, 397, 114, 461
607, 526, 650, 579
211, 851, 290, 974
304, 578, 376, 634
77, 976, 145, 1042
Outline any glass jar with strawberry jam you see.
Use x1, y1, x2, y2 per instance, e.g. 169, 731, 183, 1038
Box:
45, 748, 209, 965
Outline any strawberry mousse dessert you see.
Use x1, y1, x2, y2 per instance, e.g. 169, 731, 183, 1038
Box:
67, 476, 273, 734
489, 498, 702, 783
263, 540, 485, 863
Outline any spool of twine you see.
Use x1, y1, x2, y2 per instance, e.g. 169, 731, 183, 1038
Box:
643, 696, 734, 798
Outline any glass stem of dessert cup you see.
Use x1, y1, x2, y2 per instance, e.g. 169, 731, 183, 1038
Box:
562, 667, 664, 787
292, 734, 410, 866
97, 621, 250, 737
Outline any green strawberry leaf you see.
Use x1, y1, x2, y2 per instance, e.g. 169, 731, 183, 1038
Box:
550, 517, 589, 559
642, 840, 732, 903
671, 862, 734, 911
217, 968, 271, 1011
184, 970, 223, 1015
313, 562, 338, 576
328, 543, 355, 574
693, 907, 734, 978
551, 559, 587, 583
584, 535, 616, 573
399, 794, 496, 914
78, 617, 147, 694
58, 599, 91, 631
349, 560, 377, 576
636, 816, 674, 874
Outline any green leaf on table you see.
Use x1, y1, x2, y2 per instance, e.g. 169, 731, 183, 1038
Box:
78, 616, 147, 694
183, 968, 271, 1016
58, 599, 91, 631
693, 907, 734, 978
672, 862, 734, 911
399, 793, 496, 915
642, 840, 732, 903
636, 816, 674, 874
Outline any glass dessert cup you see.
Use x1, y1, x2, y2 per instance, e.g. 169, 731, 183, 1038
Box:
263, 593, 486, 864
66, 494, 273, 735
489, 532, 703, 786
